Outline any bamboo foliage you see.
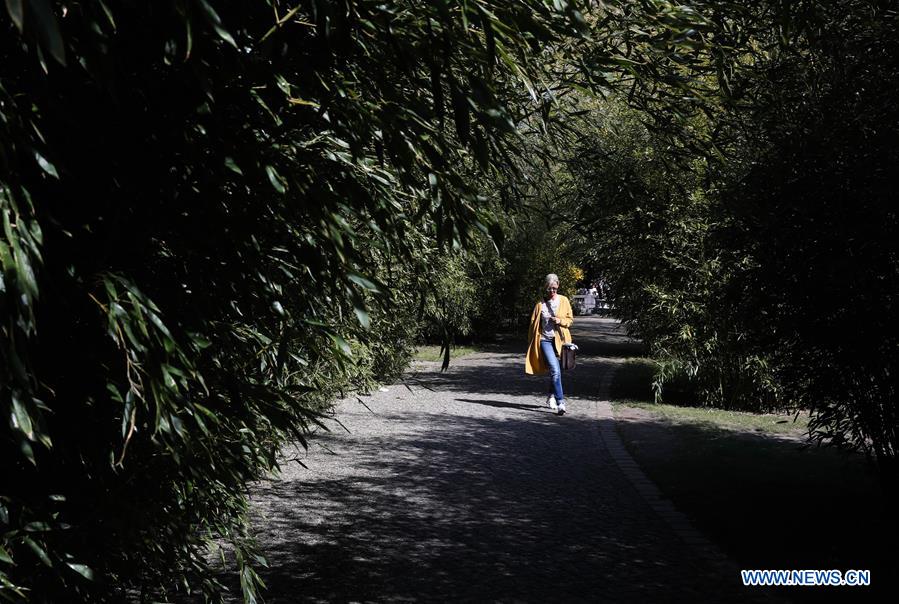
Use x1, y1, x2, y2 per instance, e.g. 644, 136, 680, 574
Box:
0, 1, 594, 601
5, 1, 895, 601
569, 1, 899, 490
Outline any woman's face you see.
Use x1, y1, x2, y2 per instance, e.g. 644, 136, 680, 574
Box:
546, 283, 559, 297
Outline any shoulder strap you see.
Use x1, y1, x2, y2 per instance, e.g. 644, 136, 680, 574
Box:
544, 298, 559, 328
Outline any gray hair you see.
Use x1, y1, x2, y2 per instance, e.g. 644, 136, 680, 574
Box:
544, 273, 560, 287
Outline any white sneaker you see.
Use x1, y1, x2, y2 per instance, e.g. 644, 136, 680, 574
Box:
557, 401, 567, 415
547, 395, 558, 411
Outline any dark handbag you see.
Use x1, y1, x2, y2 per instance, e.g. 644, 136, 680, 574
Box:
561, 343, 577, 370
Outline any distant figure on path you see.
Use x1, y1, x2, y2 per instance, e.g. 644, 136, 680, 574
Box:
525, 273, 574, 415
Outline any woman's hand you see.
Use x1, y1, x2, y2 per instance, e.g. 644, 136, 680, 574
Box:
552, 317, 561, 325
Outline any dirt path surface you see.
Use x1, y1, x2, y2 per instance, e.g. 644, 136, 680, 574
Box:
239, 317, 778, 603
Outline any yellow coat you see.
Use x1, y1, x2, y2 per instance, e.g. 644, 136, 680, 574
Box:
525, 295, 573, 375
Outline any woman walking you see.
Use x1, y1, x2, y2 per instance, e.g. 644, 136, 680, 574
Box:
525, 273, 574, 415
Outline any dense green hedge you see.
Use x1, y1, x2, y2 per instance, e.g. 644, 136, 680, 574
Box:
6, 1, 895, 601
0, 1, 592, 600
569, 1, 899, 488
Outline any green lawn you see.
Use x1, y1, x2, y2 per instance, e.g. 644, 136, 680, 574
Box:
610, 358, 810, 436
413, 345, 480, 362
610, 359, 896, 602
620, 400, 810, 438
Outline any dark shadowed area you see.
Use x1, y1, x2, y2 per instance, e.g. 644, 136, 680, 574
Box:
216, 318, 794, 603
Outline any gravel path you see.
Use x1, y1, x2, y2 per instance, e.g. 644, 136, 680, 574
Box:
240, 317, 780, 603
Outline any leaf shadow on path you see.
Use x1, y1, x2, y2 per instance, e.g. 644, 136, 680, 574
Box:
217, 317, 780, 603
243, 409, 767, 604
453, 398, 545, 412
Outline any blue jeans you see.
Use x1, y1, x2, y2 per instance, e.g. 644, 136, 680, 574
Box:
540, 339, 564, 402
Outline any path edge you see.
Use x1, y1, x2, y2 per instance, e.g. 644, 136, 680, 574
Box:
593, 362, 737, 566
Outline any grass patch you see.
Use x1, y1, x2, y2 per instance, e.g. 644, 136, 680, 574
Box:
619, 400, 810, 438
609, 361, 896, 602
611, 358, 810, 437
413, 345, 480, 362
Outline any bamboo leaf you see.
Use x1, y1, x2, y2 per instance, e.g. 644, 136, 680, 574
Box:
5, 0, 23, 32
353, 306, 370, 329
328, 333, 352, 357
265, 165, 287, 193
66, 563, 95, 581
347, 272, 381, 292
26, 0, 66, 65
10, 391, 35, 441
23, 537, 52, 567
34, 150, 58, 178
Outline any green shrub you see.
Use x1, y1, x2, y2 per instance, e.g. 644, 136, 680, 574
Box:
0, 1, 592, 601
